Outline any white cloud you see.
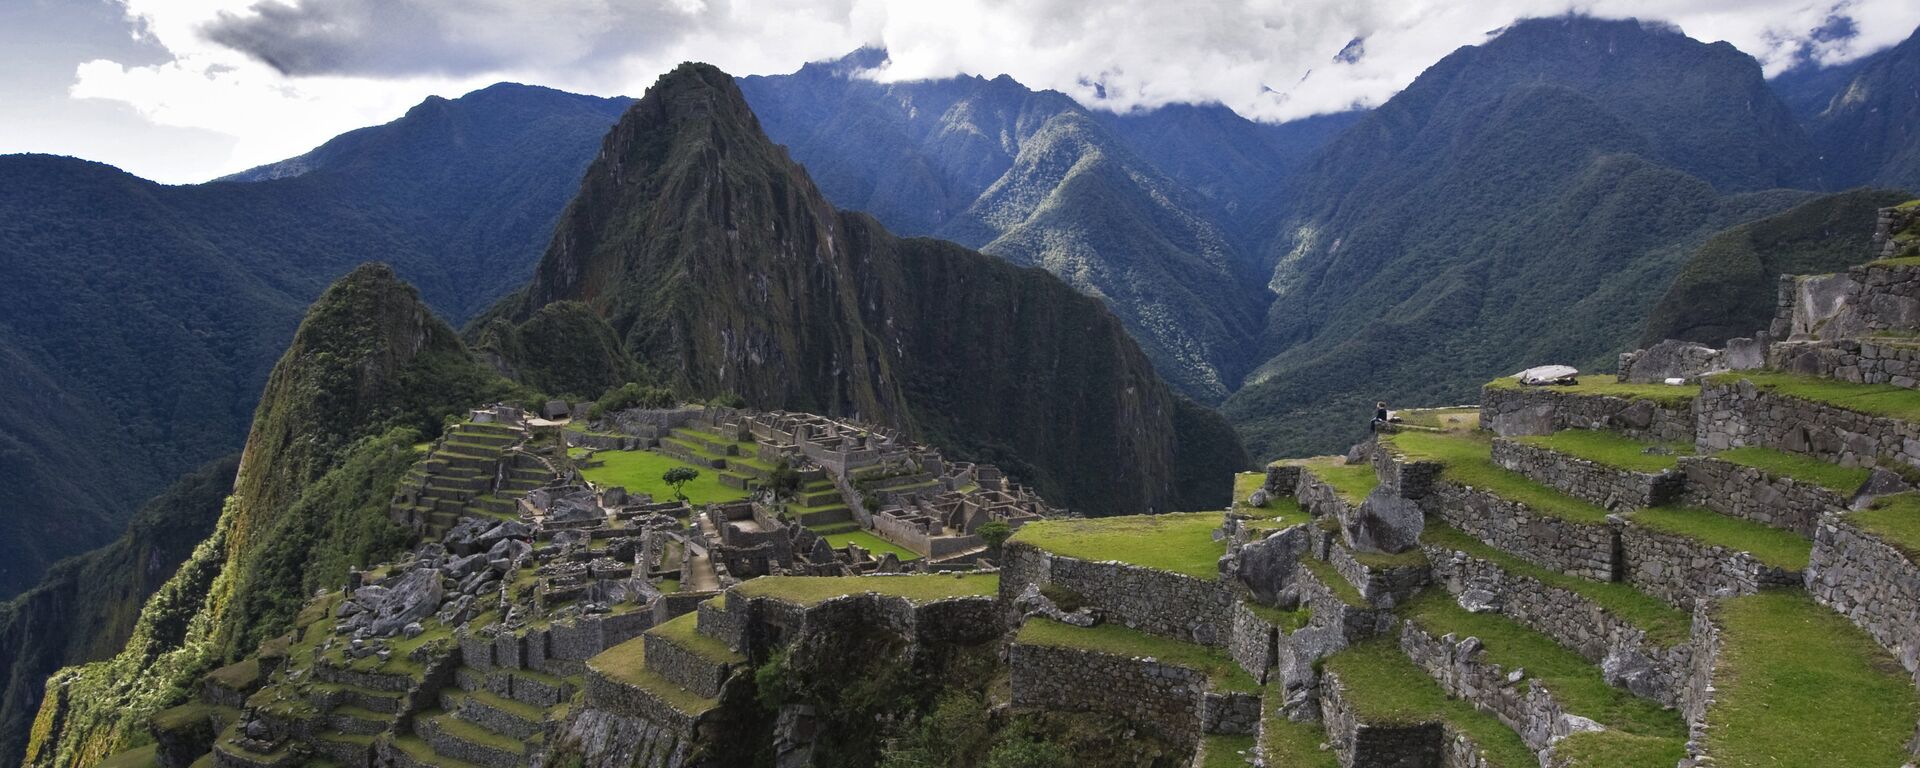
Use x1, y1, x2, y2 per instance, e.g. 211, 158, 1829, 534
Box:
41, 0, 1920, 182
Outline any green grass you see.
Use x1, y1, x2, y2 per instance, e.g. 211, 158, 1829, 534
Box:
1016, 618, 1259, 694
1516, 430, 1691, 473
1395, 406, 1481, 432
1705, 590, 1920, 767
732, 573, 999, 606
1200, 734, 1258, 768
1259, 680, 1337, 768
1713, 446, 1871, 494
95, 745, 158, 768
1009, 512, 1226, 579
1231, 471, 1265, 509
823, 530, 921, 561
1485, 376, 1699, 407
1420, 523, 1690, 646
1294, 457, 1379, 505
1626, 506, 1812, 570
1387, 431, 1612, 524
575, 449, 750, 505
427, 711, 524, 753
1402, 591, 1686, 740
646, 612, 744, 664
1322, 641, 1536, 767
1300, 557, 1365, 607
1551, 731, 1688, 768
1713, 370, 1920, 422
1849, 492, 1920, 559
1244, 601, 1312, 632
588, 637, 719, 715
1866, 255, 1920, 267
1243, 496, 1311, 536
1351, 547, 1427, 570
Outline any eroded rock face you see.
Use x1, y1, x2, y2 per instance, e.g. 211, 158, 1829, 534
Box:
1232, 525, 1310, 605
365, 568, 445, 637
1347, 489, 1424, 555
1618, 340, 1724, 383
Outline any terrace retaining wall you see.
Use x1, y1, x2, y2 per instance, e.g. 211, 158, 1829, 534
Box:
1490, 438, 1683, 510
1677, 456, 1845, 537
1617, 520, 1803, 609
1421, 482, 1619, 581
1696, 378, 1920, 470
1481, 385, 1694, 443
1806, 517, 1920, 687
1771, 339, 1920, 390
1000, 543, 1234, 646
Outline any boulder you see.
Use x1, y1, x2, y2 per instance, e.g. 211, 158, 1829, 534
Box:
1850, 467, 1913, 510
1232, 524, 1309, 604
1346, 488, 1425, 554
1514, 365, 1579, 385
367, 568, 445, 637
1618, 339, 1724, 383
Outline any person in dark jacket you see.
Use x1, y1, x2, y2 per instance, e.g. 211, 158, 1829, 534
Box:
1371, 401, 1390, 433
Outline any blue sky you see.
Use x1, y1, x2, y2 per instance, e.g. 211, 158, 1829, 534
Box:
4, 0, 1916, 184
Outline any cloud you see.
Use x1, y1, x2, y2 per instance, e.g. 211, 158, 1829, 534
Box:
45, 0, 1920, 182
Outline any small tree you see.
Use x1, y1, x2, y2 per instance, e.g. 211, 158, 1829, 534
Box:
663, 466, 700, 501
769, 460, 802, 500
977, 520, 1013, 552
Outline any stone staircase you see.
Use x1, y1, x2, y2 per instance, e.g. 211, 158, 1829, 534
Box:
392, 421, 548, 541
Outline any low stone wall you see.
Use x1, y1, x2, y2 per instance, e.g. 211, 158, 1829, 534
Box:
1328, 543, 1428, 608
1618, 520, 1802, 608
1372, 447, 1445, 500
1806, 517, 1920, 688
1771, 339, 1920, 390
1200, 691, 1261, 735
582, 664, 702, 732
1422, 481, 1619, 581
1482, 384, 1694, 443
1422, 542, 1689, 708
1696, 378, 1920, 469
1680, 601, 1723, 763
1320, 666, 1445, 767
1000, 543, 1234, 646
1294, 560, 1397, 642
1228, 601, 1278, 684
1294, 470, 1356, 524
1399, 622, 1580, 752
1265, 464, 1301, 496
1677, 456, 1843, 537
644, 634, 731, 699
1491, 438, 1683, 510
1009, 641, 1212, 745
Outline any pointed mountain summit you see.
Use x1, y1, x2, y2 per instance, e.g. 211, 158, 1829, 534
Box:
490, 62, 1244, 514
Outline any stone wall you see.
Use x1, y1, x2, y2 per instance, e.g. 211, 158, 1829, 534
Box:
1228, 601, 1278, 684
1371, 448, 1444, 500
1327, 543, 1428, 609
1293, 470, 1355, 524
1294, 561, 1397, 641
1696, 378, 1920, 469
1264, 464, 1301, 496
1618, 339, 1725, 384
1319, 666, 1445, 767
1000, 543, 1234, 646
1008, 641, 1212, 745
1422, 481, 1619, 581
1771, 339, 1920, 390
1618, 520, 1802, 608
1775, 263, 1920, 341
1806, 517, 1920, 688
1422, 542, 1689, 708
643, 634, 730, 699
1680, 601, 1723, 762
1482, 384, 1694, 443
1490, 438, 1683, 511
1399, 621, 1579, 752
1677, 456, 1843, 537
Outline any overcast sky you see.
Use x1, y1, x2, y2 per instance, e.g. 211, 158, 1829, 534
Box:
4, 0, 1916, 184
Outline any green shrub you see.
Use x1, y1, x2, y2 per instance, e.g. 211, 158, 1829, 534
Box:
590, 382, 678, 418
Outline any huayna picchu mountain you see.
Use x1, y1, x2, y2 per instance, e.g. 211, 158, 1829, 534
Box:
485, 62, 1246, 516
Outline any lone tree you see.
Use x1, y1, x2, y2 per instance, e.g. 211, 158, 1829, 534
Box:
977, 520, 1013, 553
663, 466, 700, 501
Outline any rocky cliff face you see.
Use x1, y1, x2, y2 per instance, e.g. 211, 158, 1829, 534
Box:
23, 265, 506, 768
491, 63, 1245, 514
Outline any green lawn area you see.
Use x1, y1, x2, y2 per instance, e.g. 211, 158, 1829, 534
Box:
1242, 496, 1311, 537
1713, 370, 1920, 422
575, 449, 750, 505
587, 637, 718, 715
1516, 430, 1691, 473
646, 612, 743, 664
1551, 731, 1690, 768
1009, 512, 1226, 579
1323, 641, 1535, 767
1231, 471, 1265, 508
1261, 680, 1337, 767
1704, 590, 1920, 767
1849, 492, 1920, 559
1300, 557, 1364, 607
732, 573, 998, 606
1712, 446, 1871, 494
1286, 457, 1378, 505
1420, 523, 1690, 646
1386, 431, 1612, 525
1395, 406, 1480, 432
1627, 506, 1813, 570
1200, 735, 1258, 768
1402, 591, 1686, 741
1016, 618, 1258, 694
95, 745, 157, 768
1485, 376, 1699, 407
824, 530, 921, 561
1244, 601, 1313, 632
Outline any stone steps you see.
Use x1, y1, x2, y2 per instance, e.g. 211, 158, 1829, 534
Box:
796, 487, 842, 507
642, 613, 745, 699
1616, 506, 1810, 608
415, 711, 525, 768
321, 705, 391, 736
441, 688, 544, 741
584, 636, 720, 726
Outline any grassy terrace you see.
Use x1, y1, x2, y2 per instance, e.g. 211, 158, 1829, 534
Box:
1387, 431, 1612, 525
1323, 641, 1535, 767
1243, 601, 1313, 632
1712, 370, 1920, 422
1242, 496, 1311, 537
1395, 406, 1480, 432
1705, 590, 1920, 766
1420, 523, 1689, 645
1231, 471, 1264, 508
647, 612, 743, 663
1291, 457, 1379, 505
1199, 735, 1258, 768
1009, 512, 1225, 580
1402, 591, 1686, 742
1626, 506, 1812, 570
1015, 618, 1259, 694
1713, 446, 1871, 494
590, 637, 718, 715
1484, 376, 1699, 407
1515, 430, 1691, 473
1300, 557, 1365, 607
96, 745, 157, 768
574, 449, 750, 505
823, 530, 920, 561
1850, 492, 1920, 559
1261, 679, 1337, 767
731, 573, 998, 606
